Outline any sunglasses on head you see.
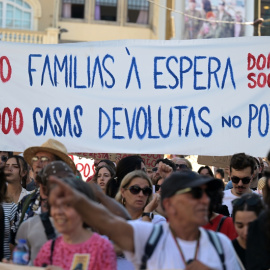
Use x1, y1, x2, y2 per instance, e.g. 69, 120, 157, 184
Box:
175, 186, 210, 199
126, 185, 152, 196
155, 184, 161, 192
232, 195, 261, 207
0, 156, 8, 163
231, 176, 251, 184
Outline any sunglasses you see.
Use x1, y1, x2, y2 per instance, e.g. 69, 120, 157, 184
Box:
175, 187, 211, 199
232, 195, 261, 207
0, 156, 8, 163
152, 167, 158, 172
175, 164, 188, 169
155, 184, 161, 192
126, 185, 152, 196
231, 176, 251, 185
32, 156, 50, 163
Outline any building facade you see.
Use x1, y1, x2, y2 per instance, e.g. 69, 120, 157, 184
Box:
0, 0, 269, 44
0, 0, 166, 44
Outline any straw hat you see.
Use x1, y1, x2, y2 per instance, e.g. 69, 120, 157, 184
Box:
258, 177, 266, 191
23, 139, 76, 173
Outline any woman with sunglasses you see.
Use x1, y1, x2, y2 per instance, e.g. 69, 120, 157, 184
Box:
115, 170, 166, 224
232, 193, 264, 269
114, 170, 166, 269
106, 155, 146, 198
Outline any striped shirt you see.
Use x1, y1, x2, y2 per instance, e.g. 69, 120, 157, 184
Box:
2, 202, 17, 259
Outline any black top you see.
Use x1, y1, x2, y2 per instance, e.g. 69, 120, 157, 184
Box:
246, 211, 270, 270
232, 239, 246, 268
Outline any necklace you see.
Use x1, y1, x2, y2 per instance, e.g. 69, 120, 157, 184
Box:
170, 226, 200, 266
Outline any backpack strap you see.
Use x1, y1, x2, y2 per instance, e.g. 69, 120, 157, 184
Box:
40, 212, 56, 240
19, 190, 38, 225
205, 229, 226, 270
216, 216, 227, 232
140, 224, 163, 270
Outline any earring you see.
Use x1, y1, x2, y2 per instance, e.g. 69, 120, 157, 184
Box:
121, 197, 126, 206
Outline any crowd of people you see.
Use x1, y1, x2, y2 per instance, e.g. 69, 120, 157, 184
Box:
0, 138, 269, 270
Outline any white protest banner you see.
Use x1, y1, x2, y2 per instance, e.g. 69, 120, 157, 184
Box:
0, 37, 269, 156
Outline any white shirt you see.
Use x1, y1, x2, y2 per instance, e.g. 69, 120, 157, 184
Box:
117, 214, 165, 270
124, 221, 240, 270
222, 189, 239, 216
138, 213, 166, 224
223, 189, 256, 216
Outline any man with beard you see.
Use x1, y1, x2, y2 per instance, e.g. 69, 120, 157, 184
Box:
222, 153, 256, 216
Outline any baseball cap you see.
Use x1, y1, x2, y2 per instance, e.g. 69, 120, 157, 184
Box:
161, 171, 216, 201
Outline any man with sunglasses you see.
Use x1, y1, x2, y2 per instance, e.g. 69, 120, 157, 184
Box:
48, 170, 240, 270
223, 153, 256, 216
172, 157, 192, 172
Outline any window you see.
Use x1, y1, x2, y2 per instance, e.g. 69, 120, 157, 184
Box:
127, 0, 149, 24
0, 0, 32, 29
261, 0, 270, 36
62, 0, 85, 19
94, 0, 117, 21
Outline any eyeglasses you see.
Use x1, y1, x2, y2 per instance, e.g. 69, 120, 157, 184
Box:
232, 195, 261, 207
231, 176, 251, 185
175, 187, 211, 199
155, 184, 161, 192
175, 164, 188, 169
32, 156, 50, 163
126, 185, 152, 196
0, 156, 8, 163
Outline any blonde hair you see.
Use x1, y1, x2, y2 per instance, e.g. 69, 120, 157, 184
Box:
115, 170, 153, 206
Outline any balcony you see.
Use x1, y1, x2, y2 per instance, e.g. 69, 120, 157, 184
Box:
0, 27, 59, 44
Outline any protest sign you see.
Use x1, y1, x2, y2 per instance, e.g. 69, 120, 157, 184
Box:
0, 37, 269, 156
70, 153, 163, 179
197, 155, 232, 168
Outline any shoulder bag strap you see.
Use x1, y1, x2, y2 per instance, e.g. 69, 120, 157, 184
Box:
205, 229, 226, 270
19, 190, 37, 225
50, 238, 56, 265
40, 212, 56, 240
216, 216, 227, 232
140, 224, 163, 270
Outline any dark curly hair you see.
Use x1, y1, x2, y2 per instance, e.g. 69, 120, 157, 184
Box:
230, 153, 255, 175
106, 155, 144, 198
